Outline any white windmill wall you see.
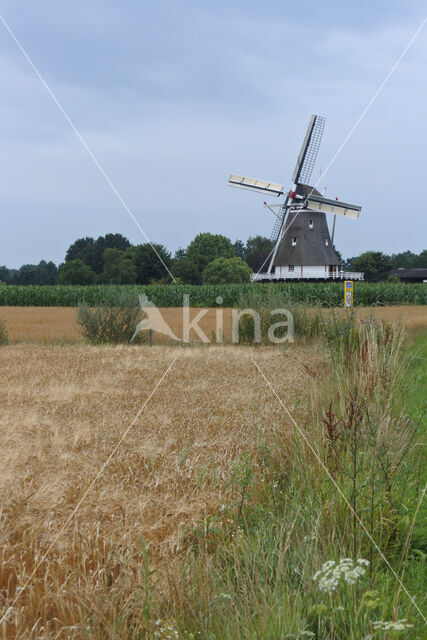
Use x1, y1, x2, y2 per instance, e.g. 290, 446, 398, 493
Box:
274, 265, 302, 277
302, 265, 330, 275
274, 264, 334, 278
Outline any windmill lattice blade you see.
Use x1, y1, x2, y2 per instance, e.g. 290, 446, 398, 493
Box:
292, 115, 326, 185
270, 207, 285, 241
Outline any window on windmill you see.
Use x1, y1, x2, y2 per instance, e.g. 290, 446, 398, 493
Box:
325, 237, 329, 246
289, 265, 294, 271
292, 237, 297, 246
309, 219, 313, 229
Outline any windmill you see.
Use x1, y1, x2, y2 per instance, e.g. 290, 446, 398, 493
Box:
228, 115, 364, 281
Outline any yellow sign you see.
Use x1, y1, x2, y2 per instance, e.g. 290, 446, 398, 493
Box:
344, 281, 353, 308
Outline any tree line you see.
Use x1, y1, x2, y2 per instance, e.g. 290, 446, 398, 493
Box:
0, 232, 426, 285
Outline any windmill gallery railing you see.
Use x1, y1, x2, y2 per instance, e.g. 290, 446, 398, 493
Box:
251, 270, 364, 282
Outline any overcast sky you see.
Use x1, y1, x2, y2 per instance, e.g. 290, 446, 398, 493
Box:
0, 0, 426, 268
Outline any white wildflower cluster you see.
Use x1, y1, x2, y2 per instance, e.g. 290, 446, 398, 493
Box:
153, 619, 195, 640
372, 619, 413, 632
153, 619, 179, 640
231, 525, 244, 540
218, 509, 245, 541
313, 558, 369, 594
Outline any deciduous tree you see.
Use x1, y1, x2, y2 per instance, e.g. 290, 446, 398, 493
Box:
202, 257, 251, 284
185, 233, 234, 283
130, 243, 172, 284
348, 252, 393, 282
244, 236, 274, 271
57, 259, 96, 285
102, 248, 137, 284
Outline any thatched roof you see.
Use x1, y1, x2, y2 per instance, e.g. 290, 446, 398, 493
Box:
273, 209, 339, 267
389, 268, 427, 280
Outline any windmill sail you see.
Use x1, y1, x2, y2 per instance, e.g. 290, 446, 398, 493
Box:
306, 193, 360, 219
228, 174, 284, 197
292, 115, 326, 185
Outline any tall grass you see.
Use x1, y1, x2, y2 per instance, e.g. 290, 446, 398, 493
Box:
0, 282, 426, 307
236, 288, 324, 343
158, 321, 426, 639
319, 320, 420, 563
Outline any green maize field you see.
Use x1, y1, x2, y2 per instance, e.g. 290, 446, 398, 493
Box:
0, 282, 425, 307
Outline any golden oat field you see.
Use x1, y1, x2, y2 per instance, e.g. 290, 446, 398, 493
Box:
0, 343, 319, 638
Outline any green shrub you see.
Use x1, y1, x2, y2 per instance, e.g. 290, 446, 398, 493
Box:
76, 291, 142, 345
0, 318, 8, 345
237, 312, 257, 344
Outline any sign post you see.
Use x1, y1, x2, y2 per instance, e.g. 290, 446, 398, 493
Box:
344, 280, 353, 308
